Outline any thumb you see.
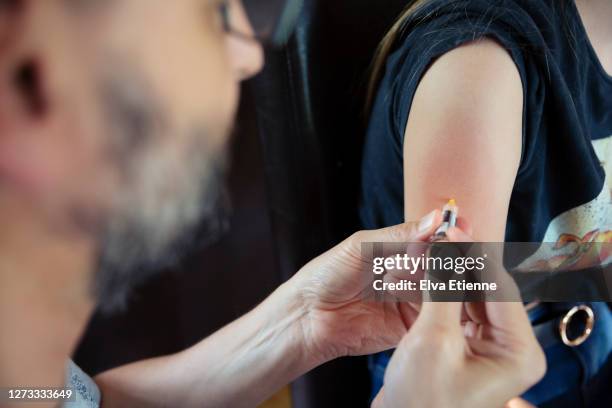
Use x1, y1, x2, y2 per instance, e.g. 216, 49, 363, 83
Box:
415, 293, 463, 335
361, 210, 442, 244
417, 300, 463, 331
343, 210, 442, 264
418, 237, 463, 330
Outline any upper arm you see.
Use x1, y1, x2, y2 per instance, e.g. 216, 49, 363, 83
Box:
403, 38, 523, 241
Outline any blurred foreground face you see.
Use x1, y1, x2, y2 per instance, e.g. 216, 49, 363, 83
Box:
0, 0, 263, 310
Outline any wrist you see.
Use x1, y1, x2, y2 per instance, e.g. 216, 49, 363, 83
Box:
275, 272, 343, 368
175, 280, 323, 407
253, 278, 325, 377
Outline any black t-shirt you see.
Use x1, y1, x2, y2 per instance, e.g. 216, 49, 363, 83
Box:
360, 0, 612, 250
360, 0, 612, 404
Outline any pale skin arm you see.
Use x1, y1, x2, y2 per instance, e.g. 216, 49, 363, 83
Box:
402, 38, 523, 241
399, 38, 532, 406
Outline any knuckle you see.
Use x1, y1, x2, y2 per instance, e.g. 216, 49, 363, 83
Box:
386, 223, 416, 242
349, 230, 367, 246
343, 231, 366, 258
385, 225, 404, 242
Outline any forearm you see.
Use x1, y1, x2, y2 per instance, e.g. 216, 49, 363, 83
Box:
95, 280, 320, 408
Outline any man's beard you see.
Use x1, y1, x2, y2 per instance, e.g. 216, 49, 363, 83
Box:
93, 72, 231, 313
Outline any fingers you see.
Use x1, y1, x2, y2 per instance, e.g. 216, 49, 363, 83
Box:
445, 225, 473, 242
345, 210, 443, 271
455, 216, 474, 236
484, 301, 535, 341
350, 209, 481, 256
465, 301, 488, 325
417, 300, 463, 332
446, 227, 528, 331
360, 210, 442, 244
475, 251, 530, 331
403, 216, 470, 330
417, 225, 467, 329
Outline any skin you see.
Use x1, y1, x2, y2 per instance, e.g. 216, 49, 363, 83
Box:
372, 229, 546, 408
94, 213, 448, 407
0, 0, 574, 407
402, 38, 523, 242
403, 0, 612, 239
395, 0, 612, 405
0, 0, 258, 402
576, 0, 612, 75
398, 33, 536, 408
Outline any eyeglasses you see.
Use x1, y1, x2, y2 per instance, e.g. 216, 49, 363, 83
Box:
219, 0, 303, 47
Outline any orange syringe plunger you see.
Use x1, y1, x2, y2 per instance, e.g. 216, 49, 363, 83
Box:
431, 199, 459, 241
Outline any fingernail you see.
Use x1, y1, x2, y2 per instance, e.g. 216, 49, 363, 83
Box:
418, 210, 436, 233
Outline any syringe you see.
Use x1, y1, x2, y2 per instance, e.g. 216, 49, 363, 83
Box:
430, 199, 458, 242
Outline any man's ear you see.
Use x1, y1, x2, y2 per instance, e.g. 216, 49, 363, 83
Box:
0, 0, 74, 196
0, 1, 44, 114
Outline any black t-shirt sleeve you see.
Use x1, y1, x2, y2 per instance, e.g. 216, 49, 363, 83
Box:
384, 0, 544, 173
362, 0, 610, 242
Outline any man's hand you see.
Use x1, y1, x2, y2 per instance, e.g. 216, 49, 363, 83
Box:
93, 211, 482, 408
371, 233, 546, 408
286, 210, 445, 364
